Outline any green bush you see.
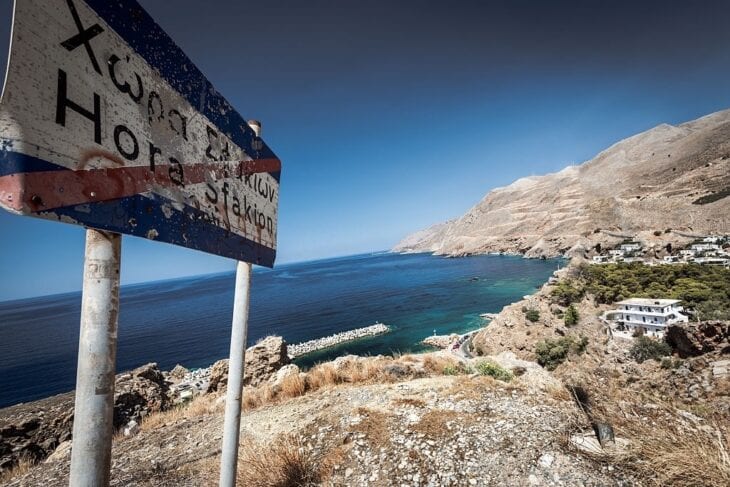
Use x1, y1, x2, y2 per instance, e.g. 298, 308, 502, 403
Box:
660, 357, 683, 370
443, 365, 460, 376
573, 335, 589, 354
629, 336, 672, 363
694, 300, 730, 321
535, 335, 588, 371
524, 309, 540, 322
572, 263, 730, 314
551, 280, 584, 306
474, 361, 513, 381
564, 304, 579, 326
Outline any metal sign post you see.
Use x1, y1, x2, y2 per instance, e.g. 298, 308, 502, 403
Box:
219, 120, 261, 487
69, 229, 122, 487
0, 2, 281, 485
219, 262, 252, 487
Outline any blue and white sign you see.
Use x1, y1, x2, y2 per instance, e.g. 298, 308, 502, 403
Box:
0, 0, 281, 266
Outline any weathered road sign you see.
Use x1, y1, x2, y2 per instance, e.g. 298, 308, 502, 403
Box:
0, 0, 281, 266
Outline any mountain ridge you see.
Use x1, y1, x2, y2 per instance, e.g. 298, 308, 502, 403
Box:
394, 109, 730, 257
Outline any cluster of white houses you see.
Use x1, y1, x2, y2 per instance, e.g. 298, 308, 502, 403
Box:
603, 298, 689, 338
591, 236, 730, 267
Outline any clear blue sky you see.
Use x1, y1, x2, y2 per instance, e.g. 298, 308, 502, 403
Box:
1, 0, 729, 300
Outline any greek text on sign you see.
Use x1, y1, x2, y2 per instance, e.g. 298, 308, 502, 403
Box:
0, 0, 281, 266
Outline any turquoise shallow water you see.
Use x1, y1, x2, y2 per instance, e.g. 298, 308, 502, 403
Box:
0, 252, 562, 407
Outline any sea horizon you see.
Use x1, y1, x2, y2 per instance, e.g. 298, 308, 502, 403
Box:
0, 250, 395, 305
0, 252, 562, 408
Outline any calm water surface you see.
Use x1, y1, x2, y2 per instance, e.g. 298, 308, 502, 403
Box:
0, 252, 562, 408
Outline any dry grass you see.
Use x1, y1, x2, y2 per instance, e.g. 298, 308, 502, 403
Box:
351, 407, 391, 448
392, 397, 426, 408
412, 409, 463, 437
236, 435, 333, 487
546, 383, 572, 403
240, 353, 464, 413
422, 354, 461, 375
138, 352, 468, 439
305, 363, 342, 390
565, 379, 730, 487
140, 394, 220, 432
444, 375, 496, 401
0, 455, 36, 484
279, 373, 306, 398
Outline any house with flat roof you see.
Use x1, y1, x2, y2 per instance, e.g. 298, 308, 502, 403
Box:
693, 256, 730, 266
691, 243, 720, 253
605, 298, 688, 338
592, 255, 610, 264
620, 242, 642, 252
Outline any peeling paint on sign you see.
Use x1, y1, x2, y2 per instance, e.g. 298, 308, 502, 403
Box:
0, 0, 281, 266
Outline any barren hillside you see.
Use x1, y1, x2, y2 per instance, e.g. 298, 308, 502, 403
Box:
394, 109, 730, 257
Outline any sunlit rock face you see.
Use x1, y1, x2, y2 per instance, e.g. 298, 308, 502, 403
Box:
395, 109, 730, 258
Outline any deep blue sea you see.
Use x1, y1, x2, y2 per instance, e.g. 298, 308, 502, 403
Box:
0, 252, 562, 408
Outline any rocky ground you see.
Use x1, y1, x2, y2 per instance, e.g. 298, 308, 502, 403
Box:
0, 336, 290, 478
3, 352, 639, 486
0, 362, 172, 473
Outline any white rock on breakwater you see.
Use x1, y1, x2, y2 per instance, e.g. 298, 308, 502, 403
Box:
422, 334, 458, 349
288, 323, 390, 358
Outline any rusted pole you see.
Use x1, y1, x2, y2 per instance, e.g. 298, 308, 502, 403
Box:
69, 229, 122, 487
219, 120, 260, 487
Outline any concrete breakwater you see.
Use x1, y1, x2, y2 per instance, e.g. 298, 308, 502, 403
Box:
288, 323, 390, 358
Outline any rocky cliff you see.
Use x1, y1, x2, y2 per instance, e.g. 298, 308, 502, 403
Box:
394, 109, 730, 257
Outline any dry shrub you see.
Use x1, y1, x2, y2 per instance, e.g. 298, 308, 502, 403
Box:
412, 409, 462, 437
243, 384, 274, 411
236, 353, 471, 413
174, 455, 220, 486
0, 455, 35, 484
546, 383, 572, 403
445, 375, 496, 401
352, 407, 391, 447
237, 435, 332, 487
566, 380, 730, 487
279, 373, 306, 399
392, 397, 426, 408
422, 354, 458, 375
342, 359, 387, 383
305, 363, 342, 390
140, 394, 219, 432
627, 415, 730, 486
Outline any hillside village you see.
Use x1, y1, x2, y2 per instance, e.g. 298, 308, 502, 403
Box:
590, 235, 730, 266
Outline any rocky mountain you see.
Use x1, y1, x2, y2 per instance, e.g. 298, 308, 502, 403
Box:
394, 109, 730, 257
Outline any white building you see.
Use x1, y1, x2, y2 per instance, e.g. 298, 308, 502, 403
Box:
623, 257, 645, 264
620, 242, 642, 252
592, 255, 610, 264
693, 256, 730, 266
606, 298, 688, 338
691, 243, 720, 253
663, 255, 680, 263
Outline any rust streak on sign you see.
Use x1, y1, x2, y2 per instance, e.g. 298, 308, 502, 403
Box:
0, 157, 281, 213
